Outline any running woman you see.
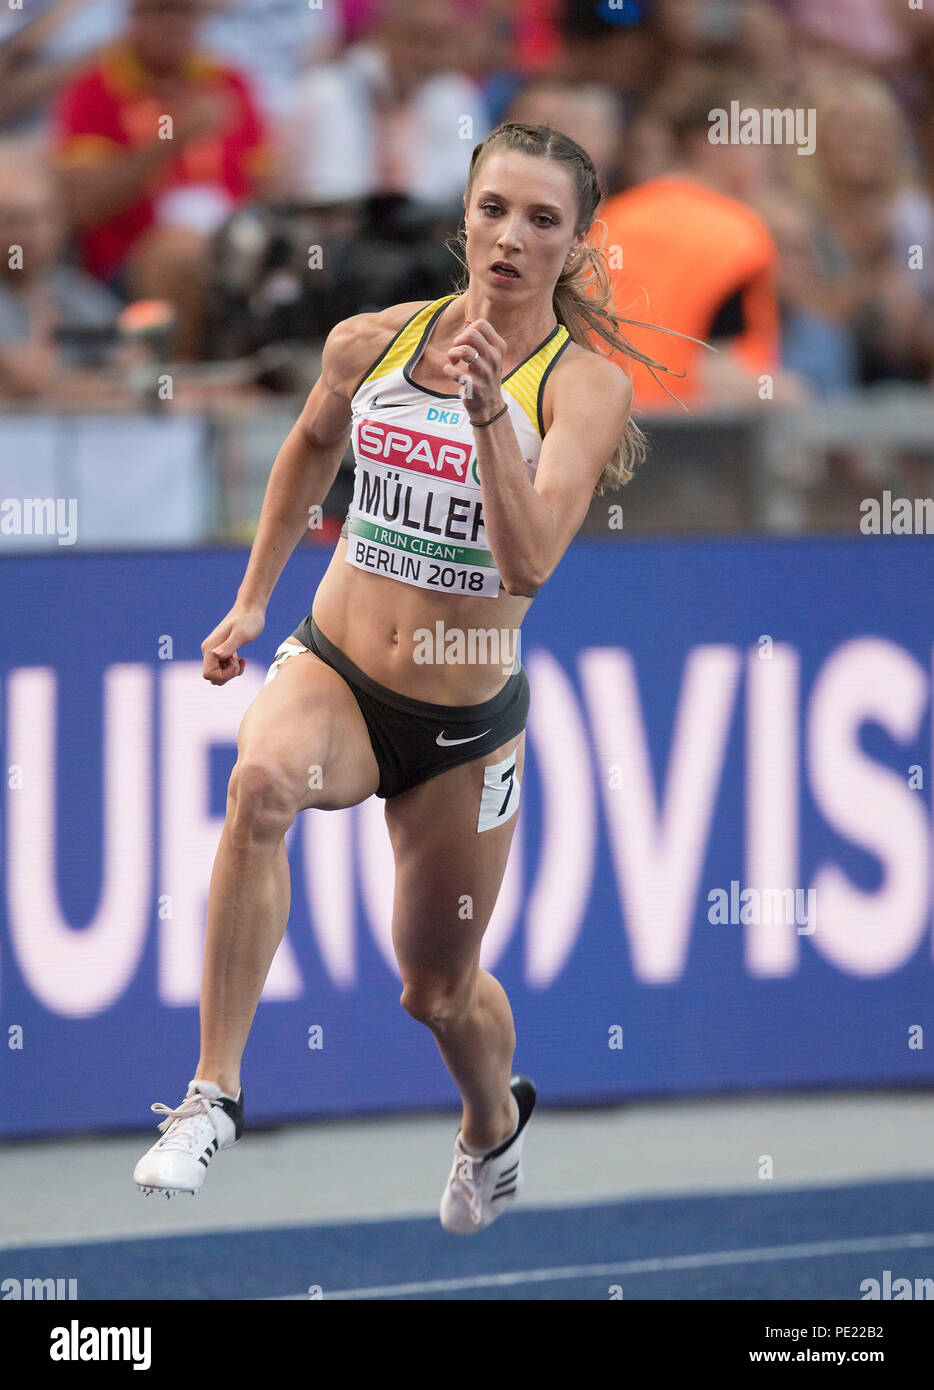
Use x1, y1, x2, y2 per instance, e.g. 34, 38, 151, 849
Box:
133, 123, 670, 1232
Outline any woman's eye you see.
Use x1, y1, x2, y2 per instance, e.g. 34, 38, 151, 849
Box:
479, 204, 555, 226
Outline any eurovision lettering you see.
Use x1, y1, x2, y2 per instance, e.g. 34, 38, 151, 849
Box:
0, 537, 931, 1136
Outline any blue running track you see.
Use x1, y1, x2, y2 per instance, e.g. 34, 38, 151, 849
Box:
1, 1179, 933, 1300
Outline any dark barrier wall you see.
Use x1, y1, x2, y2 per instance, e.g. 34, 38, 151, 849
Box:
0, 537, 931, 1137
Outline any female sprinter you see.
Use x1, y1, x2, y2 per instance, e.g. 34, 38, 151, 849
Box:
133, 123, 669, 1233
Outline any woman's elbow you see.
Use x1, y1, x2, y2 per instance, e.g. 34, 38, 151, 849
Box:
501, 565, 546, 597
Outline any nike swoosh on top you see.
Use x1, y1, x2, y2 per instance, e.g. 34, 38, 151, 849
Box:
370, 394, 408, 409
436, 729, 492, 746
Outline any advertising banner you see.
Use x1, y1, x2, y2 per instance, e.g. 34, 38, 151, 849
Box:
0, 537, 930, 1137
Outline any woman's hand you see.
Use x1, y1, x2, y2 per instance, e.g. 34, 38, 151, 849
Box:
442, 317, 507, 422
201, 604, 266, 685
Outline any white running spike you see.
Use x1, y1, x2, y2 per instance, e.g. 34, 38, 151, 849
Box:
440, 1077, 536, 1234
134, 1082, 242, 1196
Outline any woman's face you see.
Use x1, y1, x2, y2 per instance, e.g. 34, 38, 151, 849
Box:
463, 150, 584, 300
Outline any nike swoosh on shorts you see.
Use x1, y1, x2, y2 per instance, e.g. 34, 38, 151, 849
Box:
436, 730, 492, 746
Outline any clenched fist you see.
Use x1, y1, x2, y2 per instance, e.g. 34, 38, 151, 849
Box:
201, 604, 266, 685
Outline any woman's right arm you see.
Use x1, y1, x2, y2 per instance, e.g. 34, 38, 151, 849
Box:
201, 316, 360, 685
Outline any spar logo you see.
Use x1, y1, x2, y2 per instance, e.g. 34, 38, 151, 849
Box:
357, 418, 472, 483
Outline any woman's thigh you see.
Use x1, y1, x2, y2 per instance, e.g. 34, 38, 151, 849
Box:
384, 732, 525, 987
235, 644, 380, 812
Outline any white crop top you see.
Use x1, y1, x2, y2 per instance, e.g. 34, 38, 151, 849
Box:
341, 293, 571, 597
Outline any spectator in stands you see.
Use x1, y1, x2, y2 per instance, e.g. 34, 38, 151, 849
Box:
510, 0, 563, 75
339, 0, 501, 90
0, 137, 134, 405
755, 188, 859, 398
51, 0, 275, 360
789, 71, 934, 385
0, 0, 121, 133
615, 1, 799, 188
896, 6, 934, 202
341, 0, 490, 56
556, 0, 659, 106
600, 76, 796, 410
504, 78, 626, 194
282, 0, 489, 208
445, 0, 548, 128
433, 0, 566, 125
785, 0, 912, 79
341, 0, 391, 42
732, 0, 800, 94
653, 0, 798, 85
202, 0, 342, 129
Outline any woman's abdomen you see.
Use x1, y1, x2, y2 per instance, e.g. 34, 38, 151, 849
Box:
311, 539, 530, 704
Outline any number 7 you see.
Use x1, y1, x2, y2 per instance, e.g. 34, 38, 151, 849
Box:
498, 763, 515, 816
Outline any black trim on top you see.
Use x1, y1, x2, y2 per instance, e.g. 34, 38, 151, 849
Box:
403, 297, 568, 401
401, 296, 461, 399
536, 331, 572, 438
350, 300, 437, 400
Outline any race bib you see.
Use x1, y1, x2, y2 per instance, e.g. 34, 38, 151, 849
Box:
477, 749, 520, 833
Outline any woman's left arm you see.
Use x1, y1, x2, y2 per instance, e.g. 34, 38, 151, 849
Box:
445, 319, 633, 595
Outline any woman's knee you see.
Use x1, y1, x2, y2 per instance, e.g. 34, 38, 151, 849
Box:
227, 755, 305, 844
399, 969, 477, 1028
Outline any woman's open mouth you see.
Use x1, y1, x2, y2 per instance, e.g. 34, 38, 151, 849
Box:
491, 262, 520, 279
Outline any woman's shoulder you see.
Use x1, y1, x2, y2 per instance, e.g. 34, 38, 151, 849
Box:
322, 299, 436, 396
541, 338, 632, 434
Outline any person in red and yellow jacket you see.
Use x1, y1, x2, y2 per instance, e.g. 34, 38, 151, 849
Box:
52, 0, 277, 359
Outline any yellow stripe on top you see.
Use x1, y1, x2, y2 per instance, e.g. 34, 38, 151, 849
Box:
359, 293, 571, 437
505, 322, 570, 436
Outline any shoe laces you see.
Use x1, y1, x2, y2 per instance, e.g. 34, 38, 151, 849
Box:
150, 1092, 220, 1152
452, 1144, 486, 1226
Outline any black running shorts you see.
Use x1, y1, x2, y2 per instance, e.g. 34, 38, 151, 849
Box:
272, 613, 530, 800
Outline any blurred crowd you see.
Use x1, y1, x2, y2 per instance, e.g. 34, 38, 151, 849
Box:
1, 0, 933, 416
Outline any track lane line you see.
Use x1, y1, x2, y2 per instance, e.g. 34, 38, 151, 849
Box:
273, 1231, 934, 1299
